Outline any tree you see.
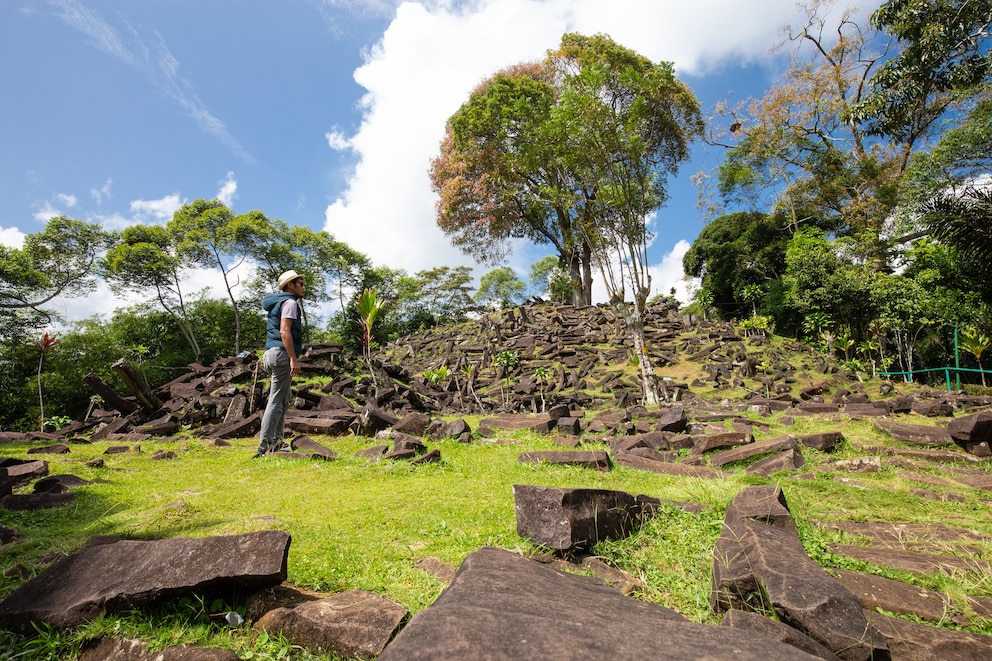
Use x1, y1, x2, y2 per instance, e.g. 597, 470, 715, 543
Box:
527, 255, 572, 303
682, 211, 790, 320
412, 265, 475, 323
710, 0, 977, 269
546, 33, 703, 404
355, 287, 385, 359
168, 199, 247, 352
783, 228, 875, 341
849, 0, 992, 142
476, 267, 526, 309
430, 61, 597, 306
101, 224, 202, 361
0, 216, 115, 336
960, 327, 992, 386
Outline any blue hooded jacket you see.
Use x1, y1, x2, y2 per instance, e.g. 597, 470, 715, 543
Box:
262, 291, 303, 356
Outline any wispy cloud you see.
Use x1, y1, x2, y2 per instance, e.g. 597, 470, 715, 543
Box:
90, 178, 112, 205
51, 0, 255, 164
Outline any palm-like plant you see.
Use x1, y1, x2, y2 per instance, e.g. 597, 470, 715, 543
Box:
960, 327, 992, 387
355, 287, 385, 359
920, 186, 992, 263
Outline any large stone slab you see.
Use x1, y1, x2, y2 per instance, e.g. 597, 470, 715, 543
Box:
0, 459, 49, 489
713, 488, 887, 660
827, 544, 992, 575
723, 485, 796, 532
721, 608, 841, 660
946, 411, 992, 456
709, 436, 799, 468
0, 492, 76, 511
77, 637, 240, 660
873, 421, 952, 446
256, 589, 407, 659
377, 546, 821, 660
0, 531, 290, 633
517, 450, 611, 471
513, 485, 657, 551
868, 608, 992, 660
612, 454, 721, 479
830, 569, 962, 626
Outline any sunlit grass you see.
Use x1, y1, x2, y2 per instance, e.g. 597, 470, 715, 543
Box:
1, 409, 991, 657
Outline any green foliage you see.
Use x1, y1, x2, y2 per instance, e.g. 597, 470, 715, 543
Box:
355, 287, 385, 359
423, 366, 451, 384
475, 267, 526, 309
527, 256, 572, 303
0, 216, 115, 336
960, 327, 992, 386
492, 349, 520, 372
682, 212, 788, 320
737, 314, 773, 337
432, 32, 702, 308
850, 0, 992, 140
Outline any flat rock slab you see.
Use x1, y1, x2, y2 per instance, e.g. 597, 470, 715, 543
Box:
709, 436, 798, 468
828, 544, 992, 575
822, 521, 989, 546
26, 443, 70, 454
1, 459, 49, 488
256, 589, 407, 659
721, 608, 841, 660
612, 454, 721, 479
0, 530, 290, 633
744, 448, 805, 476
713, 488, 886, 661
518, 450, 611, 471
868, 609, 992, 660
479, 413, 554, 431
873, 421, 952, 446
77, 637, 240, 660
377, 546, 821, 660
830, 568, 963, 626
0, 492, 76, 511
513, 484, 658, 551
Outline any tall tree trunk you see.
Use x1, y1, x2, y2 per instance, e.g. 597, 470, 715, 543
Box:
568, 250, 584, 307
581, 242, 593, 306
618, 302, 659, 405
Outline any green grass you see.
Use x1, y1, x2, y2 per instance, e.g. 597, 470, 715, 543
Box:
1, 410, 991, 658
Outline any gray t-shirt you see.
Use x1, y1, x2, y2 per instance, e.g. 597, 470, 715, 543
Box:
280, 298, 300, 320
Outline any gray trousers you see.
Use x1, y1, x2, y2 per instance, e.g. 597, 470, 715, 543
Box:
258, 347, 292, 453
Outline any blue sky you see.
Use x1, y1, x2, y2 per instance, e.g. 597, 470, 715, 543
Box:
1, 0, 879, 322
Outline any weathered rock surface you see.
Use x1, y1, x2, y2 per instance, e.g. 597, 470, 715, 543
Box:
869, 608, 992, 660
377, 546, 822, 660
512, 485, 657, 551
517, 450, 611, 471
0, 531, 290, 633
255, 589, 407, 659
712, 487, 888, 661
77, 637, 240, 660
721, 608, 841, 660
947, 410, 992, 456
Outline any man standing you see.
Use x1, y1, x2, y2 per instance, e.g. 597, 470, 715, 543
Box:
256, 270, 305, 457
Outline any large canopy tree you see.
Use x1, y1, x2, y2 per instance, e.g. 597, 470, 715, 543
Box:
549, 33, 703, 404
102, 224, 202, 361
168, 199, 248, 352
0, 216, 115, 337
430, 61, 597, 305
709, 0, 988, 269
432, 32, 702, 404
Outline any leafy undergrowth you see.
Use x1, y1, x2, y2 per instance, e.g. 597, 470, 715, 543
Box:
1, 406, 991, 658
